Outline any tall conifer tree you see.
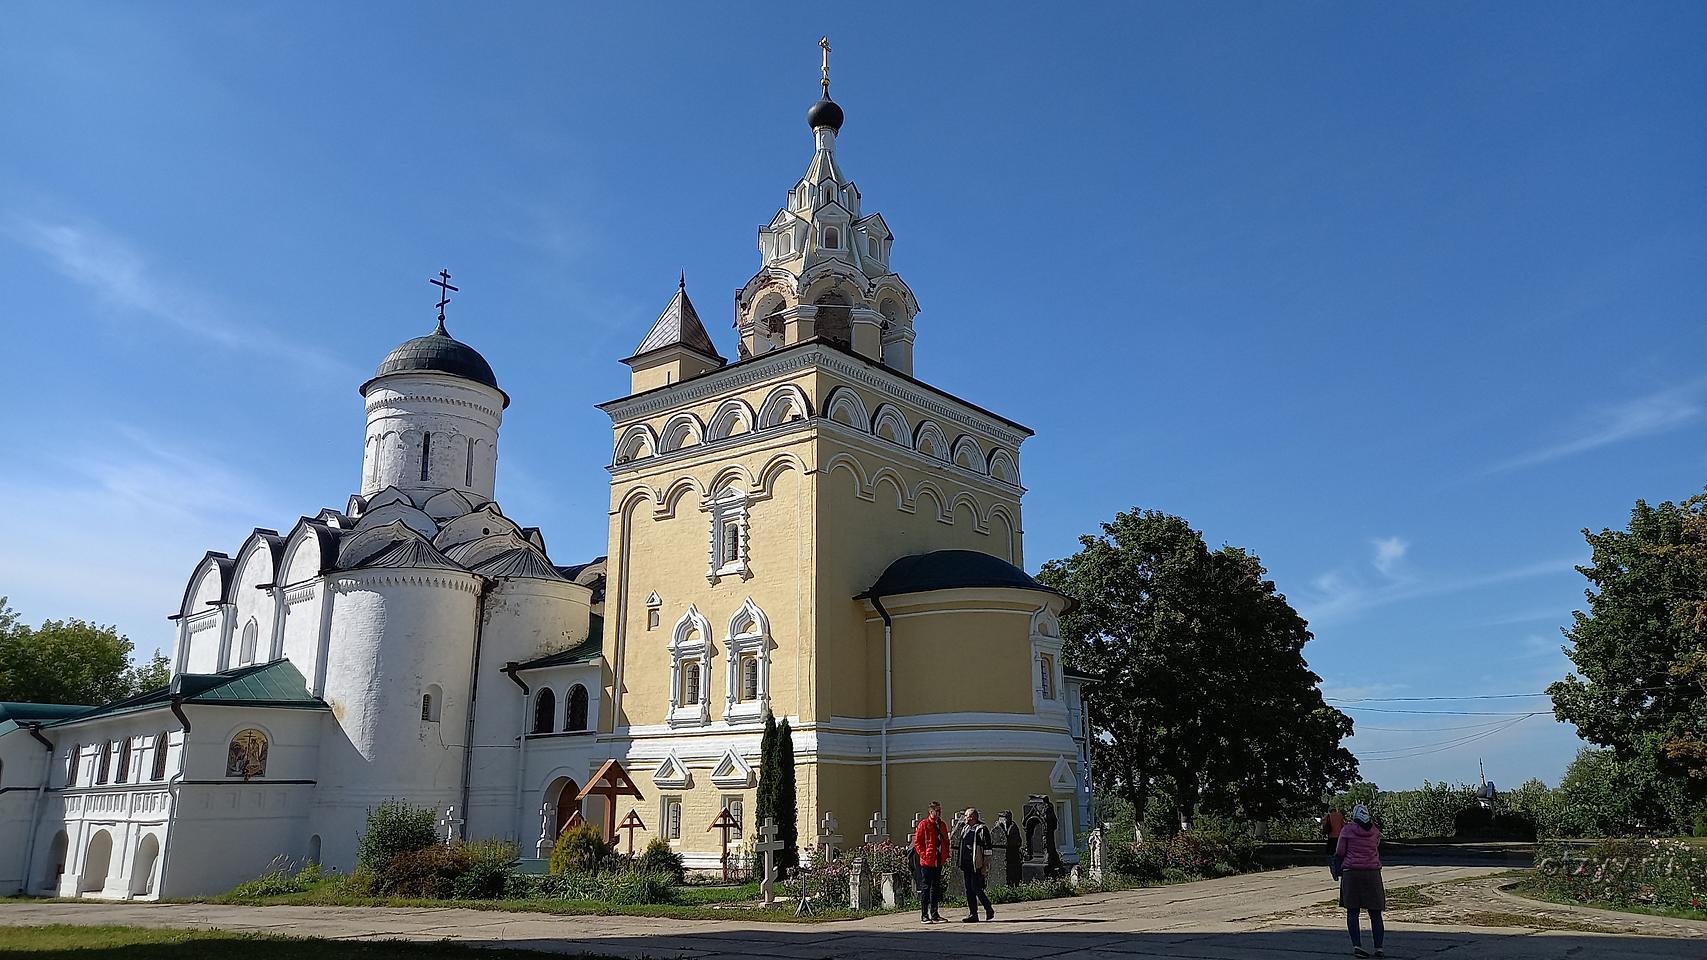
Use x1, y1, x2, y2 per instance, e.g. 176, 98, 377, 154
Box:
777, 717, 799, 868
755, 710, 777, 862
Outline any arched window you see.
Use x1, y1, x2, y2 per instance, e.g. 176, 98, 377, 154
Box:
239, 618, 259, 666
422, 684, 443, 722
532, 689, 556, 734
65, 745, 79, 787
116, 738, 132, 783
823, 227, 840, 249
308, 834, 322, 865
741, 655, 759, 702
420, 432, 433, 482
150, 733, 169, 781
225, 729, 268, 779
95, 743, 112, 784
813, 292, 851, 347
1039, 654, 1056, 700
566, 684, 589, 732
682, 662, 702, 706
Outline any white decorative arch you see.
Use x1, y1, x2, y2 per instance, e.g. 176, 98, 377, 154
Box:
822, 453, 873, 502
668, 606, 712, 727
706, 398, 756, 440
725, 597, 771, 724
824, 387, 870, 431
951, 435, 987, 474
614, 424, 657, 464
757, 383, 812, 429
912, 480, 950, 522
913, 420, 950, 461
657, 413, 705, 453
657, 475, 707, 518
870, 404, 911, 445
987, 448, 1020, 485
868, 467, 912, 512
987, 503, 1019, 562
949, 492, 987, 532
757, 452, 807, 497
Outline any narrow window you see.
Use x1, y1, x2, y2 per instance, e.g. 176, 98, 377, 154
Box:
740, 655, 759, 702
420, 432, 433, 482
95, 743, 111, 785
665, 797, 683, 839
721, 520, 741, 566
116, 739, 132, 783
150, 733, 169, 781
683, 662, 702, 706
422, 684, 443, 722
421, 693, 435, 721
532, 689, 556, 734
239, 619, 259, 666
648, 609, 660, 630
723, 796, 745, 839
464, 437, 474, 487
567, 684, 589, 732
1039, 655, 1055, 700
66, 745, 80, 787
823, 227, 840, 249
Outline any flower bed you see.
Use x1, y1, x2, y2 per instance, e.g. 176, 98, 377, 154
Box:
1531, 838, 1707, 916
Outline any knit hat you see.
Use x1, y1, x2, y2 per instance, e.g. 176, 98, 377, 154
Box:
1350, 804, 1372, 825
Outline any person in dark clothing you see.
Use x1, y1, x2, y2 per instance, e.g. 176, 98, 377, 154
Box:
911, 801, 949, 923
959, 807, 994, 922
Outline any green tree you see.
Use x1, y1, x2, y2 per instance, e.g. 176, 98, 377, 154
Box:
0, 603, 165, 705
776, 717, 798, 868
1039, 509, 1357, 833
1547, 490, 1707, 833
754, 711, 778, 878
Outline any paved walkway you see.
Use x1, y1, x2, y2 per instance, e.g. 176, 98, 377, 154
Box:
2, 865, 1703, 958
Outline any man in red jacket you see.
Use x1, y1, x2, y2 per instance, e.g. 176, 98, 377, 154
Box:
912, 800, 949, 922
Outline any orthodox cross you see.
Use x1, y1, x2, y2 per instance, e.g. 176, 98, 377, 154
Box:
864, 812, 887, 847
819, 37, 831, 98
709, 806, 742, 881
754, 817, 785, 904
438, 803, 464, 844
818, 811, 843, 860
429, 269, 458, 331
536, 802, 553, 857
574, 759, 645, 841
617, 809, 647, 856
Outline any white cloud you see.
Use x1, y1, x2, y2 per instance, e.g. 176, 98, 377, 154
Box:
4, 215, 354, 377
1371, 536, 1408, 576
1297, 555, 1577, 625
1488, 381, 1705, 474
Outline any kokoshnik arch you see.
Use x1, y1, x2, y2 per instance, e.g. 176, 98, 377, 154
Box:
0, 46, 1093, 897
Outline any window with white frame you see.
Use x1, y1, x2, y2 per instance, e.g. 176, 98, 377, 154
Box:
668, 607, 712, 726
706, 485, 749, 583
1031, 607, 1066, 714
1039, 653, 1056, 700
724, 598, 770, 724
663, 796, 683, 840
646, 591, 661, 630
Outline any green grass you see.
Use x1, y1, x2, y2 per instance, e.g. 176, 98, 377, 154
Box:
1509, 881, 1707, 924
0, 925, 635, 958
1382, 884, 1441, 910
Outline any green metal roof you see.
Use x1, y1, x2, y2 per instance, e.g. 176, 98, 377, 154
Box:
515, 613, 604, 670
44, 660, 327, 725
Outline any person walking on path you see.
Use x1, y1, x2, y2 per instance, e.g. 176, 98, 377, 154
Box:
1320, 805, 1346, 859
958, 807, 995, 922
912, 801, 950, 923
1336, 804, 1385, 958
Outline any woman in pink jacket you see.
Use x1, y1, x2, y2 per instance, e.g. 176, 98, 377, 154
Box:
1335, 804, 1385, 958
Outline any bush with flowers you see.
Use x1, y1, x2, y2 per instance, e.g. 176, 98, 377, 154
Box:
1531, 838, 1707, 917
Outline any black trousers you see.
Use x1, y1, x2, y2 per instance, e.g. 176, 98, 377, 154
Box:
919, 865, 942, 917
962, 867, 992, 916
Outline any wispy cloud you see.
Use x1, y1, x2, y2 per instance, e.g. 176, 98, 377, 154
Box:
1297, 555, 1577, 625
1371, 536, 1408, 576
5, 215, 354, 377
1487, 381, 1706, 474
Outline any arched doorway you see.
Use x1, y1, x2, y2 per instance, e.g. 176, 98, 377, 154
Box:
129, 834, 160, 897
79, 830, 113, 894
43, 831, 68, 893
543, 777, 582, 840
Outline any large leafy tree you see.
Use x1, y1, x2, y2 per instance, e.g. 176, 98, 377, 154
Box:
1547, 490, 1707, 832
0, 596, 168, 705
1039, 509, 1356, 833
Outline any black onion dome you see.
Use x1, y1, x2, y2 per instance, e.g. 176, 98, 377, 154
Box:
807, 96, 844, 132
362, 322, 508, 406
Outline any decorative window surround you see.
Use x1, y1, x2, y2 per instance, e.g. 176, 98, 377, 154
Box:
723, 598, 770, 724
667, 607, 712, 727
1031, 606, 1067, 716
706, 488, 750, 584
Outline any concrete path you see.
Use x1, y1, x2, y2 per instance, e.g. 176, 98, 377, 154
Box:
1, 865, 1702, 958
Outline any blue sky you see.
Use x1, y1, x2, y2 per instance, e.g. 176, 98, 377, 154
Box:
3, 2, 1703, 790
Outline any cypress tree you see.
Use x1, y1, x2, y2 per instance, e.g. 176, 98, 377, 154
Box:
777, 716, 799, 869
755, 710, 777, 847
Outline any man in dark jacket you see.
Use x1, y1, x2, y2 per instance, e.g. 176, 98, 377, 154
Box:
959, 807, 994, 922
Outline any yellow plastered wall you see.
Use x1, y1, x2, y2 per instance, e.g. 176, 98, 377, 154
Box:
888, 759, 1064, 834
876, 601, 1037, 717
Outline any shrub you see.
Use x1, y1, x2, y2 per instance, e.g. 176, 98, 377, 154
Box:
636, 837, 685, 883
549, 823, 615, 876
228, 856, 322, 898
1533, 838, 1707, 915
505, 870, 677, 904
356, 800, 438, 872
377, 843, 474, 898
452, 840, 518, 899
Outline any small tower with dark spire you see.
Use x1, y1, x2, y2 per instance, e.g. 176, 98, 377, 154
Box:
622, 274, 727, 392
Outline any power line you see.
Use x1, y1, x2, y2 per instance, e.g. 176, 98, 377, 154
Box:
1358, 714, 1543, 762
1354, 717, 1523, 733
1336, 705, 1542, 716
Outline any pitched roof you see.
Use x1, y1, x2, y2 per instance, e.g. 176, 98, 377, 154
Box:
625, 278, 725, 364
356, 535, 463, 572
514, 614, 604, 670
476, 547, 569, 581
46, 660, 328, 725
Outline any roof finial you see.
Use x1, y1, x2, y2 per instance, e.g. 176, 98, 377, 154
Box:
679, 270, 686, 291
429, 269, 459, 335
820, 37, 831, 99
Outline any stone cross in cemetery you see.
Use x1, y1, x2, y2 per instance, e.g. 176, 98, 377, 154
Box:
755, 817, 785, 904
438, 804, 464, 844
709, 806, 742, 880
818, 811, 843, 860
864, 812, 888, 847
536, 802, 553, 857
617, 809, 647, 856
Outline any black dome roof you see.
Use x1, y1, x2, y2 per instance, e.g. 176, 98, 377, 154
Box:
858, 550, 1064, 602
362, 322, 507, 405
807, 96, 844, 132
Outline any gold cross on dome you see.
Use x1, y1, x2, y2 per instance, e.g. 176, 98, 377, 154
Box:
820, 37, 831, 97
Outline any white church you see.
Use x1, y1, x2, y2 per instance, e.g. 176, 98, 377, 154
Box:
0, 54, 1095, 901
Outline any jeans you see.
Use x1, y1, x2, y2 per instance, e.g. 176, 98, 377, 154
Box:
962, 867, 992, 917
1347, 908, 1384, 948
919, 865, 942, 918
